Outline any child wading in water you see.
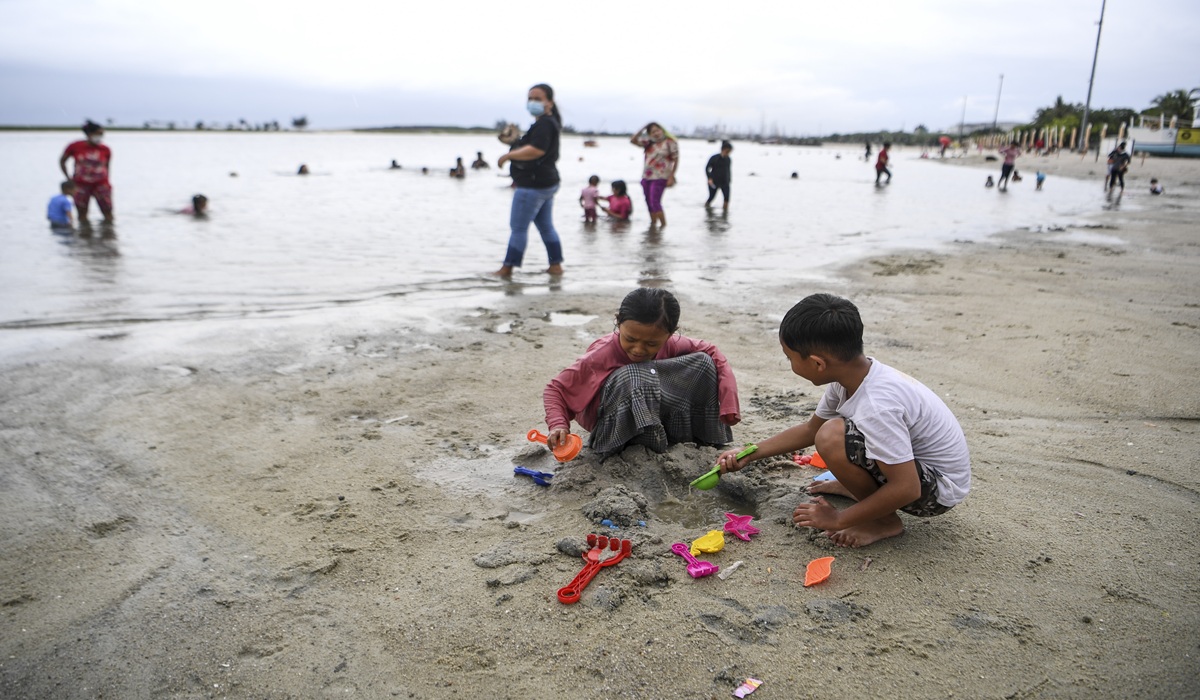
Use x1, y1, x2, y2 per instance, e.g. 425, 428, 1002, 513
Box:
717, 294, 970, 548
600, 180, 633, 221
543, 288, 740, 458
580, 175, 601, 223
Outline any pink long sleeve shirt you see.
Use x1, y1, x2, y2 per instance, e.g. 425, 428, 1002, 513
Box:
543, 332, 740, 432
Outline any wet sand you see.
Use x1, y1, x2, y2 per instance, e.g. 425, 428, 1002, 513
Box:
2, 153, 1198, 698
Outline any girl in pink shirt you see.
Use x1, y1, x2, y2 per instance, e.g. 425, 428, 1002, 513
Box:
543, 288, 741, 458
600, 180, 633, 221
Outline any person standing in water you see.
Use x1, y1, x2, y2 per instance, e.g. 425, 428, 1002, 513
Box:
631, 122, 678, 229
59, 120, 114, 223
495, 83, 564, 278
705, 141, 733, 211
996, 141, 1021, 191
874, 143, 891, 185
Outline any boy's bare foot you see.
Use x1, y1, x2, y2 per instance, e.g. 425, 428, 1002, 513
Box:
546, 264, 563, 276
808, 478, 855, 499
492, 266, 513, 278
826, 514, 905, 548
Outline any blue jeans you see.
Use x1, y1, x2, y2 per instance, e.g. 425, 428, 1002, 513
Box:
504, 184, 563, 268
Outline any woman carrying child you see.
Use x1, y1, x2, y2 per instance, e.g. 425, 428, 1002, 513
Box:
631, 122, 678, 229
543, 288, 740, 458
495, 83, 564, 277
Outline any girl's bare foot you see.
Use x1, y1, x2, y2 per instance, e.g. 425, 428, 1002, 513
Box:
826, 514, 905, 548
809, 478, 855, 499
493, 266, 514, 278
546, 264, 563, 276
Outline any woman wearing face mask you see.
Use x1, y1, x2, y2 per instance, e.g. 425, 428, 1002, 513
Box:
59, 120, 114, 223
631, 122, 678, 229
495, 84, 564, 278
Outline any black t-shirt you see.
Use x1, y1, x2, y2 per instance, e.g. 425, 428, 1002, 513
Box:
509, 116, 560, 189
706, 154, 731, 183
1108, 149, 1131, 171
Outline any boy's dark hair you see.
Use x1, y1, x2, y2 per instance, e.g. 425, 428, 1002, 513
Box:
721, 140, 733, 151
588, 175, 600, 185
83, 120, 102, 135
61, 181, 76, 193
612, 180, 627, 196
882, 142, 892, 149
616, 288, 680, 334
779, 293, 864, 362
192, 194, 208, 208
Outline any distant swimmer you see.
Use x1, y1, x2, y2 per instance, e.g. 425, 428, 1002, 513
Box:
985, 176, 994, 188
390, 160, 402, 170
1150, 178, 1164, 195
450, 157, 466, 179
297, 164, 310, 175
181, 194, 208, 216
471, 151, 489, 169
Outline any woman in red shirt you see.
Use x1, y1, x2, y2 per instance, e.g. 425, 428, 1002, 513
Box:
59, 121, 114, 223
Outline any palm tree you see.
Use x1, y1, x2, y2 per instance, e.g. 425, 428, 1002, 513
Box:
1145, 90, 1196, 122
1033, 96, 1082, 128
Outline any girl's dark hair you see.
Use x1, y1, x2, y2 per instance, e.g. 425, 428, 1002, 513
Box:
616, 288, 680, 334
588, 175, 600, 185
83, 120, 102, 135
531, 83, 562, 127
779, 293, 863, 362
612, 179, 627, 196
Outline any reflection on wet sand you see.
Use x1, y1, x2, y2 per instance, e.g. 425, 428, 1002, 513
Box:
638, 227, 670, 287
704, 209, 730, 235
56, 223, 121, 285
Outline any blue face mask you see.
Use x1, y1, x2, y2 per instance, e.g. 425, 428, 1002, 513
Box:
527, 100, 545, 117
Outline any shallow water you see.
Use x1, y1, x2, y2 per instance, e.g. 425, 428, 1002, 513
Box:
2, 130, 1111, 349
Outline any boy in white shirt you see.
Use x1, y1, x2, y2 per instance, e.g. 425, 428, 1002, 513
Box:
718, 293, 970, 548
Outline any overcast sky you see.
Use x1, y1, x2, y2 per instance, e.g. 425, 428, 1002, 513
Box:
2, 0, 1196, 135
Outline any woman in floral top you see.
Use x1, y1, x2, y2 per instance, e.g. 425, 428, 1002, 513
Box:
631, 122, 678, 229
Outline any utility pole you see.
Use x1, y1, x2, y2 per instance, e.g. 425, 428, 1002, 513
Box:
1079, 0, 1107, 152
959, 95, 967, 140
992, 74, 1004, 138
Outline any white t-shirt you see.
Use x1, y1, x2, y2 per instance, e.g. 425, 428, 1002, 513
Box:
815, 358, 971, 507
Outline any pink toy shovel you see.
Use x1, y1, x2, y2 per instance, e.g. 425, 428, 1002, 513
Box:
670, 542, 720, 578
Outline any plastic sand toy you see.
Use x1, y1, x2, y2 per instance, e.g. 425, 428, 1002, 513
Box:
670, 542, 719, 578
690, 529, 725, 557
690, 443, 758, 490
557, 534, 632, 604
513, 466, 554, 487
527, 428, 583, 462
804, 556, 835, 587
808, 451, 827, 469
722, 512, 760, 541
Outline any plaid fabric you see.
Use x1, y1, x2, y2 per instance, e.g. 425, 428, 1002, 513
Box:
588, 352, 732, 458
844, 419, 950, 517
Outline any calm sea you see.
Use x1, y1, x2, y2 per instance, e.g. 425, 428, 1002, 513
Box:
1, 130, 1108, 352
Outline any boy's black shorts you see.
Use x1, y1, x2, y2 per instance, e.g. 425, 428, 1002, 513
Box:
844, 419, 951, 517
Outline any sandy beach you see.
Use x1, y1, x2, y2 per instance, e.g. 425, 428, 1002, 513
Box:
2, 149, 1198, 699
